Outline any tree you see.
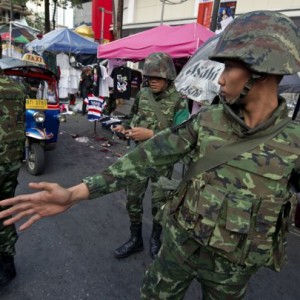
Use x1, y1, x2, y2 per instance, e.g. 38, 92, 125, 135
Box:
25, 13, 45, 32
14, 0, 83, 33
46, 0, 83, 32
116, 0, 123, 39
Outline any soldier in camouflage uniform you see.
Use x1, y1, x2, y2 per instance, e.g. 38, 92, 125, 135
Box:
0, 76, 25, 288
1, 10, 300, 299
113, 52, 189, 259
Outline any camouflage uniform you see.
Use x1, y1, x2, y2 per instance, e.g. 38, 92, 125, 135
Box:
82, 11, 300, 298
126, 83, 189, 224
0, 75, 26, 286
113, 52, 189, 259
84, 98, 300, 298
0, 163, 21, 255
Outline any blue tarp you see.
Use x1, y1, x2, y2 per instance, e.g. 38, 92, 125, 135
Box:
25, 28, 98, 55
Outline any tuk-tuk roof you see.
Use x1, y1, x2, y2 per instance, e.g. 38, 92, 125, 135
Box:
0, 57, 58, 80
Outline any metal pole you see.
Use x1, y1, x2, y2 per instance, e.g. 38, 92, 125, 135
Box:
9, 21, 12, 57
9, 0, 13, 57
112, 0, 117, 39
160, 0, 165, 25
100, 7, 104, 44
209, 0, 221, 32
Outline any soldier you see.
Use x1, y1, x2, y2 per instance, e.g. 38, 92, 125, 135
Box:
0, 76, 26, 288
0, 10, 300, 299
112, 52, 189, 259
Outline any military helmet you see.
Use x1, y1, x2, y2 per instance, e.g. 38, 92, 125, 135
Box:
210, 10, 300, 75
143, 52, 177, 80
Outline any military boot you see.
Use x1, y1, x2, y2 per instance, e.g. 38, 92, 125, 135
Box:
0, 253, 16, 287
114, 223, 144, 259
149, 221, 162, 259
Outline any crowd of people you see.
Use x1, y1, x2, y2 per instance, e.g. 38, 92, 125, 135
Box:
1, 10, 300, 300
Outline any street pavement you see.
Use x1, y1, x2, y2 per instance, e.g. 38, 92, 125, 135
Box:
1, 108, 300, 300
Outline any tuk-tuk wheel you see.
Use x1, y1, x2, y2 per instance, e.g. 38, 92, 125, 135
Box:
26, 143, 45, 175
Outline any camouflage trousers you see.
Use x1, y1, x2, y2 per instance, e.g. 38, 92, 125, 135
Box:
0, 161, 21, 255
140, 216, 258, 300
125, 168, 173, 224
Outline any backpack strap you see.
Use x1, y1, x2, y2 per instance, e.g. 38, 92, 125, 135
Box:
145, 89, 169, 129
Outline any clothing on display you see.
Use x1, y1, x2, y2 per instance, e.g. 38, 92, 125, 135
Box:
56, 53, 82, 99
98, 65, 110, 98
111, 66, 133, 100
84, 93, 107, 121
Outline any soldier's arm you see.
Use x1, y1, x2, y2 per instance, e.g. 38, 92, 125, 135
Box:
0, 115, 199, 230
84, 114, 199, 199
0, 182, 90, 231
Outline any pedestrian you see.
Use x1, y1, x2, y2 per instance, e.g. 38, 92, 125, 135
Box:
79, 66, 94, 115
0, 10, 300, 299
112, 52, 189, 259
0, 76, 26, 288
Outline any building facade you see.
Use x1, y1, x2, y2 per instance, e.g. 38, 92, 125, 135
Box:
122, 0, 300, 35
73, 0, 300, 40
0, 0, 30, 24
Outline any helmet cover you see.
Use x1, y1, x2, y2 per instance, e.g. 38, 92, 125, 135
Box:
210, 10, 300, 75
143, 52, 177, 80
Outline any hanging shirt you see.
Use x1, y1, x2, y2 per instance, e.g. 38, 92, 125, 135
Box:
111, 66, 132, 100
84, 93, 107, 121
56, 53, 81, 98
98, 65, 110, 98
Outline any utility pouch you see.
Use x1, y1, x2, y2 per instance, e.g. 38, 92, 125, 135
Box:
156, 176, 181, 198
155, 176, 186, 226
271, 195, 297, 271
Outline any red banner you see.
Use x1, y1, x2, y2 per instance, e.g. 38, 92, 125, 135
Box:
92, 0, 113, 43
197, 1, 214, 29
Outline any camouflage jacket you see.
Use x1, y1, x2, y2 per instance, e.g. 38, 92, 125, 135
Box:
84, 98, 300, 270
126, 83, 189, 133
0, 76, 26, 165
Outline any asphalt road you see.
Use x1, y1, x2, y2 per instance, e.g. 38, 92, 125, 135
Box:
1, 113, 300, 300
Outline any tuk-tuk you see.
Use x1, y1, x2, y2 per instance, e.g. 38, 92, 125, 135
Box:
0, 54, 61, 175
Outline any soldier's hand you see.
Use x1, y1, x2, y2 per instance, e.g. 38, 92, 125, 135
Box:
0, 182, 88, 231
112, 125, 127, 139
125, 127, 154, 141
112, 125, 125, 133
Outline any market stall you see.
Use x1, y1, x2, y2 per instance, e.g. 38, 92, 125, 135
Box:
25, 28, 99, 100
97, 23, 215, 61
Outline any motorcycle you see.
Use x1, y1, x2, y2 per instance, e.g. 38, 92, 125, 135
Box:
0, 55, 61, 175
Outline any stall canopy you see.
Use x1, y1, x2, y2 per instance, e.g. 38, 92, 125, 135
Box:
97, 23, 215, 61
0, 21, 39, 41
25, 28, 98, 55
75, 24, 94, 39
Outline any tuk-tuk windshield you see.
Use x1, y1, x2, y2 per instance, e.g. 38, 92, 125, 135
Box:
22, 77, 59, 105
0, 57, 59, 106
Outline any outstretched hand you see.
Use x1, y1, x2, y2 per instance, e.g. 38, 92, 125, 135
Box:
0, 182, 87, 231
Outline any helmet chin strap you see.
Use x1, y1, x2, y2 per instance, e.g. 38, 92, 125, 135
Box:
220, 73, 262, 106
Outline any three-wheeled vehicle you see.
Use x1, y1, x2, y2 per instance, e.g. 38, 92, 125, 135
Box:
0, 54, 61, 175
